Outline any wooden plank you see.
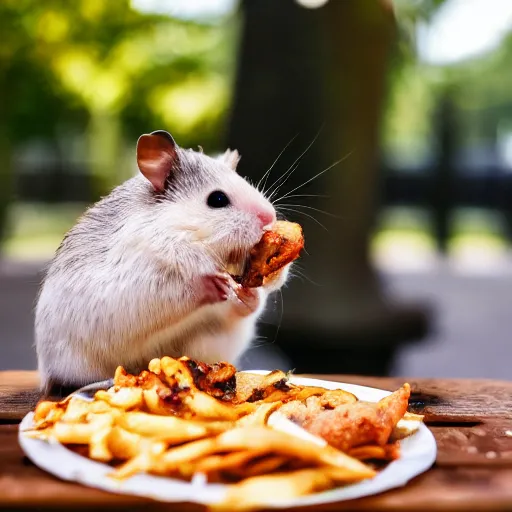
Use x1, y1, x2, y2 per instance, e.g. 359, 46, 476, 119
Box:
0, 371, 40, 421
431, 420, 512, 467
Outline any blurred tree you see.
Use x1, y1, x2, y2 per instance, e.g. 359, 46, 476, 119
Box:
227, 0, 442, 375
0, 0, 237, 252
18, 0, 235, 193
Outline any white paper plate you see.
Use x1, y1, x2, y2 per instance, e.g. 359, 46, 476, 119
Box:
18, 372, 436, 508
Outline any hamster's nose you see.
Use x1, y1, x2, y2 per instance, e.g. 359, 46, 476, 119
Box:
257, 210, 276, 229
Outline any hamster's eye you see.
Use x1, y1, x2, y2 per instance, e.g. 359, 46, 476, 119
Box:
207, 190, 230, 208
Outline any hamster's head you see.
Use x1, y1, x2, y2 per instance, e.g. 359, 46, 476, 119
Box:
136, 130, 276, 274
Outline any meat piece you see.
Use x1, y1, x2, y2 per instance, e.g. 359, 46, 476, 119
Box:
280, 384, 411, 452
241, 221, 304, 288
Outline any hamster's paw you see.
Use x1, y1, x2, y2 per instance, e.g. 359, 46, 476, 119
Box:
200, 273, 261, 317
199, 273, 232, 306
232, 285, 261, 317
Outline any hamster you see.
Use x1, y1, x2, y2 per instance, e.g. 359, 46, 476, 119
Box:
35, 130, 290, 392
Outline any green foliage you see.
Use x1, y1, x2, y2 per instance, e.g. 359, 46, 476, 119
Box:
0, 0, 239, 248
383, 0, 512, 163
0, 0, 238, 171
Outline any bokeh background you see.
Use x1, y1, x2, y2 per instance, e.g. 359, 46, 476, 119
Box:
1, 0, 511, 379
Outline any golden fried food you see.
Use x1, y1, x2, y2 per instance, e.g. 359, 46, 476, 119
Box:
279, 384, 411, 452
240, 220, 304, 288
348, 443, 401, 461
24, 355, 421, 511
210, 467, 352, 512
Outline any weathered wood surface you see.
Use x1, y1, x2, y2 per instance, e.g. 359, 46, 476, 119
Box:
1, 371, 511, 511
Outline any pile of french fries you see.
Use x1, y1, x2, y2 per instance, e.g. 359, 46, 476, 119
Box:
24, 356, 419, 511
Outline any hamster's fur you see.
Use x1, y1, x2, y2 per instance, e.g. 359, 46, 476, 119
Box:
35, 131, 288, 391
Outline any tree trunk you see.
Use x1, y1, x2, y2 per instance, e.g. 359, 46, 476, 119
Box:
228, 0, 428, 373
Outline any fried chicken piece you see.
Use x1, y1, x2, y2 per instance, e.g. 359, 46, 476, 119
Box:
241, 221, 304, 288
278, 398, 320, 426
280, 384, 411, 452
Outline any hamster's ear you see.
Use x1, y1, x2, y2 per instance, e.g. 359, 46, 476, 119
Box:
221, 148, 240, 170
137, 130, 178, 192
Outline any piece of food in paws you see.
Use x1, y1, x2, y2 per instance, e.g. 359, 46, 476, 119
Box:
240, 221, 304, 288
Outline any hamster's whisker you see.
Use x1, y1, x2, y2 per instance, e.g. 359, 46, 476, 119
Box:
273, 203, 339, 219
267, 161, 301, 202
257, 133, 299, 193
265, 126, 324, 200
289, 263, 322, 287
271, 288, 284, 346
276, 206, 329, 232
273, 193, 329, 202
250, 335, 270, 349
277, 152, 353, 202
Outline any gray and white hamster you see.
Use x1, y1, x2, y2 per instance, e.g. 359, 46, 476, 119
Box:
35, 130, 290, 392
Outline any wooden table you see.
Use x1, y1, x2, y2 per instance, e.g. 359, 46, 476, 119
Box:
1, 371, 511, 511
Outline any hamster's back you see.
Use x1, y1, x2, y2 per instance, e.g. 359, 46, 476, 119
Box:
35, 175, 154, 387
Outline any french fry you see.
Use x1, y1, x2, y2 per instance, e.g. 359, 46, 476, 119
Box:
194, 450, 267, 475
111, 437, 217, 479
160, 356, 195, 389
106, 426, 166, 461
22, 428, 54, 440
147, 358, 162, 375
110, 437, 219, 479
52, 422, 97, 444
211, 468, 337, 512
109, 441, 167, 480
117, 411, 231, 443
52, 411, 114, 445
214, 427, 376, 481
61, 398, 112, 423
89, 425, 113, 462
348, 445, 388, 460
183, 392, 255, 421
236, 454, 289, 478
107, 426, 141, 460
235, 402, 281, 427
159, 438, 219, 469
95, 387, 143, 410
348, 443, 401, 461
33, 400, 62, 423
142, 388, 177, 416
113, 366, 138, 387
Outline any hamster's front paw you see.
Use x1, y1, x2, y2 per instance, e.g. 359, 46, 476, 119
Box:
232, 285, 261, 317
200, 273, 261, 317
199, 273, 232, 306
